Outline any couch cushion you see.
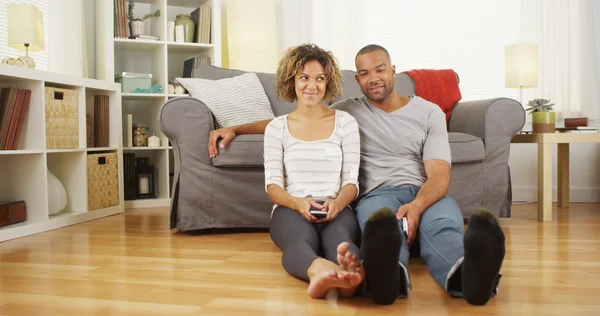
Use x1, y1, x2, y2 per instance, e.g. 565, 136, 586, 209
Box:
176, 73, 275, 128
449, 132, 485, 164
212, 134, 265, 168
191, 64, 296, 117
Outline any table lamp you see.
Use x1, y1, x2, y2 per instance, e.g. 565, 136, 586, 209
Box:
7, 3, 44, 69
505, 43, 538, 105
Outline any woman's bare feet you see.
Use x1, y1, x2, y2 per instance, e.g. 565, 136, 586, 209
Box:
307, 258, 356, 298
336, 242, 365, 297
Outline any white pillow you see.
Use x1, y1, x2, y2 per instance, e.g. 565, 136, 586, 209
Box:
176, 73, 275, 128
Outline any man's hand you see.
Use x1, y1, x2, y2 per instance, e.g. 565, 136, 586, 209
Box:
396, 202, 422, 246
208, 128, 237, 158
317, 200, 343, 223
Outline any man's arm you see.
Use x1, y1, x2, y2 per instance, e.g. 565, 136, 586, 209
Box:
410, 159, 450, 213
208, 119, 272, 158
396, 159, 450, 245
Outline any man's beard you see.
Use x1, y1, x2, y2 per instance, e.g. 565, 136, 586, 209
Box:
365, 83, 391, 102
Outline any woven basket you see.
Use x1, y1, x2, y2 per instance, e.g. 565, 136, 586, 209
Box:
87, 152, 119, 211
45, 87, 78, 149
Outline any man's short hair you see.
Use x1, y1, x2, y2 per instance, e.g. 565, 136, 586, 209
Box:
355, 44, 391, 63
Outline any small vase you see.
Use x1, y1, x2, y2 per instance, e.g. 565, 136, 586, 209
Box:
130, 20, 145, 38
532, 111, 555, 133
175, 14, 195, 42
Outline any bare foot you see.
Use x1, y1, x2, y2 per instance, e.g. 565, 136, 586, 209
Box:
337, 242, 365, 297
307, 269, 353, 298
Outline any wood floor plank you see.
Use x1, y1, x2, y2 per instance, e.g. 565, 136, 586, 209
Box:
1, 202, 599, 315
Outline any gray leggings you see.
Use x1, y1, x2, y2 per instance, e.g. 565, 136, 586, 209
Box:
269, 205, 362, 282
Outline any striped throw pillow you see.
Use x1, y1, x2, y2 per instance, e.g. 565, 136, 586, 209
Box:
176, 73, 275, 128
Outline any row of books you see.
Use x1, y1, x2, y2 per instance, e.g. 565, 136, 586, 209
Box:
92, 95, 110, 147
191, 6, 212, 44
114, 0, 130, 39
0, 88, 31, 150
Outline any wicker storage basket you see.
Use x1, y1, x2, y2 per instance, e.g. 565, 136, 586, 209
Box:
87, 152, 119, 211
45, 87, 78, 149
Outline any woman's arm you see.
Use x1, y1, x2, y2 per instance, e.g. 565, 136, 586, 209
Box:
337, 113, 361, 208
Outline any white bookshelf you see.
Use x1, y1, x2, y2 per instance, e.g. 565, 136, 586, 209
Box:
0, 64, 124, 242
96, 0, 221, 208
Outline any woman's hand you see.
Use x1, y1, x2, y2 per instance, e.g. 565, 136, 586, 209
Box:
293, 198, 321, 222
317, 200, 343, 223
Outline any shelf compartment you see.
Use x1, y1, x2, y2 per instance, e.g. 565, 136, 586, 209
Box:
47, 152, 88, 215
0, 80, 45, 151
123, 150, 168, 202
0, 154, 48, 222
86, 90, 121, 150
122, 98, 166, 149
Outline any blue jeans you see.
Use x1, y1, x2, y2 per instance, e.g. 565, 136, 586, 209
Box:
355, 185, 464, 297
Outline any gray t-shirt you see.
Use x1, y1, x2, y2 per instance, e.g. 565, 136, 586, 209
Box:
330, 95, 451, 198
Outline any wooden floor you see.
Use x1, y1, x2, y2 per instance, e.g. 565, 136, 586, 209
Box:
1, 203, 599, 315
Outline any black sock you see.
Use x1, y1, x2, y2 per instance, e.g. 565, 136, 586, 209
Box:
462, 208, 506, 305
361, 207, 402, 305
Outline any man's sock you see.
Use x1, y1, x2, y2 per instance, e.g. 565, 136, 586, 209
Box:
361, 207, 402, 305
462, 208, 506, 305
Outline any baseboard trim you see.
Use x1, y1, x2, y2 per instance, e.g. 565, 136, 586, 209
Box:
512, 187, 600, 202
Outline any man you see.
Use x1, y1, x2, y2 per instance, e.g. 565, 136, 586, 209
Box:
207, 44, 505, 306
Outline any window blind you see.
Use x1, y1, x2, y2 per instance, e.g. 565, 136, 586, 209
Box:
363, 0, 521, 101
0, 0, 49, 70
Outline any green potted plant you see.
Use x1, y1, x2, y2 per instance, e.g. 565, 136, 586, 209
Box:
128, 0, 161, 38
526, 98, 555, 133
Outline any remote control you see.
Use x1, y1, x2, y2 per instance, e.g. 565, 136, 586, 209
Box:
401, 217, 408, 236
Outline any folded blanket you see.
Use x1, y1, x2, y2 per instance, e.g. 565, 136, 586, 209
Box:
405, 69, 462, 126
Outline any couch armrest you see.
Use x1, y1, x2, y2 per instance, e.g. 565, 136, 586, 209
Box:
159, 97, 215, 166
449, 98, 525, 158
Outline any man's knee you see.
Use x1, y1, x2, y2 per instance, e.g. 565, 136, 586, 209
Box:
420, 196, 464, 231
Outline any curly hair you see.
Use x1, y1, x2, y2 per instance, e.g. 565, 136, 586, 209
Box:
275, 44, 343, 103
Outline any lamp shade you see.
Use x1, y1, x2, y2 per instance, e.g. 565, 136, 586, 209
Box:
505, 43, 538, 88
7, 4, 44, 52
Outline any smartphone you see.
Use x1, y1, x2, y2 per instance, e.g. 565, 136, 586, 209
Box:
310, 200, 327, 219
309, 209, 328, 219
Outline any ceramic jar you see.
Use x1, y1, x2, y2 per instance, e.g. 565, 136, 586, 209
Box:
175, 14, 195, 42
133, 124, 149, 147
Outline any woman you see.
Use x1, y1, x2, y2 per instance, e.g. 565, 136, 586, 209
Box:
264, 44, 363, 298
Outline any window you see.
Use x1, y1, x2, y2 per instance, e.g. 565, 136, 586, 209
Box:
0, 0, 49, 71
363, 0, 521, 101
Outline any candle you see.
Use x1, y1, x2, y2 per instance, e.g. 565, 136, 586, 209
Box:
148, 134, 160, 147
139, 177, 149, 195
167, 21, 175, 42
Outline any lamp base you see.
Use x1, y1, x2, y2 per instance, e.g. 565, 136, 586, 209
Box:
1, 55, 35, 68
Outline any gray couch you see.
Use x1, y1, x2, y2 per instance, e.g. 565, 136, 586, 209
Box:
159, 65, 525, 232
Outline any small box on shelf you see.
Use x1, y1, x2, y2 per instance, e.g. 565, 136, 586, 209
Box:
0, 200, 26, 228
